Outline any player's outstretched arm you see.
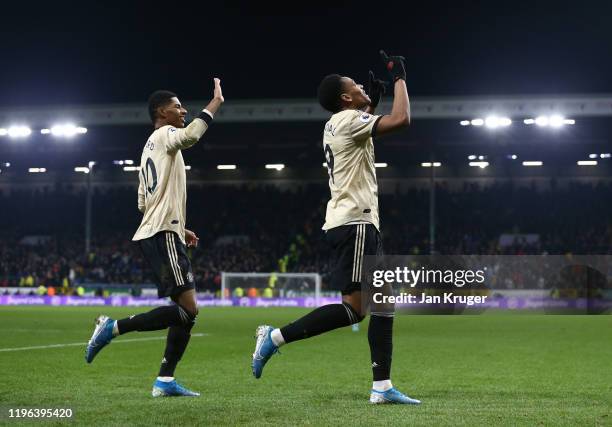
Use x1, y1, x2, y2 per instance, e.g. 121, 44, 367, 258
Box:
373, 51, 410, 136
165, 78, 225, 153
204, 78, 224, 116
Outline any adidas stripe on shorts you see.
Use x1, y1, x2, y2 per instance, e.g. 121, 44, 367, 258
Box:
325, 223, 383, 295
138, 230, 196, 298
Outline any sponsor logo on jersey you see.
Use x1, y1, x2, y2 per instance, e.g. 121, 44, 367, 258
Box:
359, 113, 372, 123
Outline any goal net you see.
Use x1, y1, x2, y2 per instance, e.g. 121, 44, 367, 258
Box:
221, 272, 321, 303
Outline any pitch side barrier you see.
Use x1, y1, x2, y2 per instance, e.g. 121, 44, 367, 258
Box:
1, 293, 610, 311
2, 256, 610, 312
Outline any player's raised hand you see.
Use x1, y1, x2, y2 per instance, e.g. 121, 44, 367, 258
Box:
367, 70, 387, 108
380, 50, 406, 82
213, 78, 224, 103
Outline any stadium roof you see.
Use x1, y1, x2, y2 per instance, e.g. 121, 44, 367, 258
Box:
2, 95, 612, 126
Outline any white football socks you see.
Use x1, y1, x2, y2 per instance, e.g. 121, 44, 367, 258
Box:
373, 380, 393, 392
270, 328, 285, 347
157, 376, 174, 382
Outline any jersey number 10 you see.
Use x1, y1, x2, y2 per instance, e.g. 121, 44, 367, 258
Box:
142, 158, 158, 196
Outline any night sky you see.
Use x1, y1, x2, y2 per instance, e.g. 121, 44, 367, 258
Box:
2, 1, 612, 106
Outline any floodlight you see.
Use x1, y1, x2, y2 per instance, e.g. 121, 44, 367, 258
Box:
265, 164, 285, 171
469, 161, 489, 168
8, 126, 31, 138
549, 115, 564, 128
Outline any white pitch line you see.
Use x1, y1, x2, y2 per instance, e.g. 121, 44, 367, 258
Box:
0, 333, 208, 353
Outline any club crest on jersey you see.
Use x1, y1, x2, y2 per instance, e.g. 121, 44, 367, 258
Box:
359, 113, 372, 123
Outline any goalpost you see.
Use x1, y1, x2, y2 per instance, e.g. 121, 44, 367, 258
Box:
220, 272, 321, 305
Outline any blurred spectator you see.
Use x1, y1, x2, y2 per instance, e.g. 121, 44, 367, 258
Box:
0, 182, 610, 291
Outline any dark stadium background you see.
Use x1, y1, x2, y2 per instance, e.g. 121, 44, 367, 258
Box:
1, 2, 612, 290
2, 2, 612, 105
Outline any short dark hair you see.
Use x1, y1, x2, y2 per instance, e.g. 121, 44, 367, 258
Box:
147, 90, 177, 124
317, 74, 345, 113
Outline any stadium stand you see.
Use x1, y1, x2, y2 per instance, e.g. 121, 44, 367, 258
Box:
2, 181, 610, 291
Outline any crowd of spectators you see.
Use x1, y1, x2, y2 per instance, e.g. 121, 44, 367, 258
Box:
1, 180, 610, 290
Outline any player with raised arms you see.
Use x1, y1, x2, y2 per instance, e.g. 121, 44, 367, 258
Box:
252, 51, 420, 404
85, 79, 224, 397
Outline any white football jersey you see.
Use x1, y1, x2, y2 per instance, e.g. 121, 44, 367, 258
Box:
322, 109, 382, 231
132, 117, 209, 244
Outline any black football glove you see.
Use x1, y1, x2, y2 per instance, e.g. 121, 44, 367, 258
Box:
380, 50, 406, 82
367, 70, 387, 109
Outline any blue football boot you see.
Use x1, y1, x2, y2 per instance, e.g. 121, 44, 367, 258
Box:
252, 325, 279, 379
152, 379, 200, 397
85, 315, 115, 363
369, 387, 421, 405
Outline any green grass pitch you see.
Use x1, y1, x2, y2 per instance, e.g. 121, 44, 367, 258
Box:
0, 306, 610, 426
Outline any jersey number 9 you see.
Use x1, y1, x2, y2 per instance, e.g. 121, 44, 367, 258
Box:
324, 144, 334, 184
